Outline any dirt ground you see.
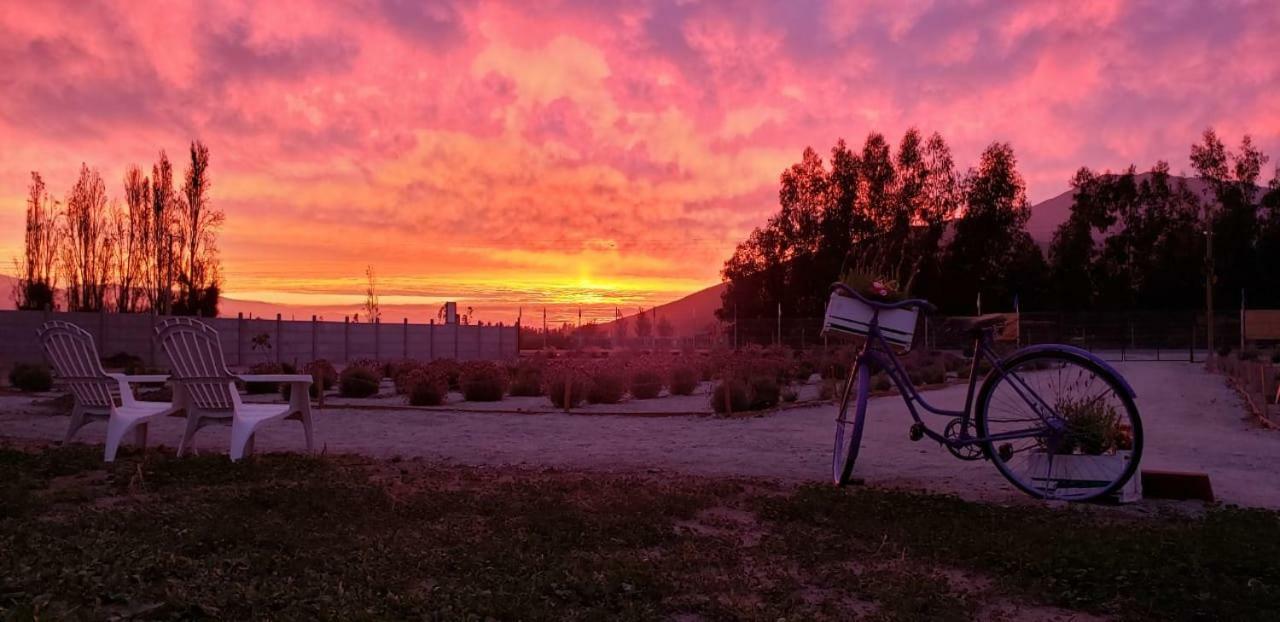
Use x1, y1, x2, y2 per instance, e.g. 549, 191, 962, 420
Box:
2, 360, 1276, 508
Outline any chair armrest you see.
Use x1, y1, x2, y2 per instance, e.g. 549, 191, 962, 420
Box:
237, 374, 313, 384
119, 374, 171, 384
105, 373, 137, 408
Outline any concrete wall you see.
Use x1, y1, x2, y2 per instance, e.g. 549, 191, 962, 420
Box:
0, 310, 518, 369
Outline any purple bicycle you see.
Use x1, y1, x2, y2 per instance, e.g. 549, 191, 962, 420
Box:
826, 283, 1143, 502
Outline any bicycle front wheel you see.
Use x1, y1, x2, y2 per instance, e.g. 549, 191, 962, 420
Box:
975, 350, 1142, 502
832, 360, 871, 486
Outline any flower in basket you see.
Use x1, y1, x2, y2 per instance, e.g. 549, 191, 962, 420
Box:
840, 266, 903, 302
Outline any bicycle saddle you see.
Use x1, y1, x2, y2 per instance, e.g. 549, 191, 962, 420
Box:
947, 314, 1010, 336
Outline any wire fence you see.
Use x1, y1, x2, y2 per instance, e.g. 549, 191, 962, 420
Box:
723, 311, 1248, 363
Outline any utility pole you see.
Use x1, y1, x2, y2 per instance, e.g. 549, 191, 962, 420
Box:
733, 304, 739, 350
1205, 227, 1215, 355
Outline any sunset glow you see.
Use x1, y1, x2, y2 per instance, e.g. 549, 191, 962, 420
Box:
2, 0, 1278, 323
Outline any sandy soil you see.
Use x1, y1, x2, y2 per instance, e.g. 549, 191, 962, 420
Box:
2, 361, 1277, 508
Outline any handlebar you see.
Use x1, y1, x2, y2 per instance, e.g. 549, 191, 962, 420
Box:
829, 283, 938, 314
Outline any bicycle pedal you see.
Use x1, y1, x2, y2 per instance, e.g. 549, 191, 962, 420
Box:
908, 423, 925, 442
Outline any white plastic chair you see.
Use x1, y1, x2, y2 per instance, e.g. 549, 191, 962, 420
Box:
38, 321, 176, 462
155, 317, 315, 461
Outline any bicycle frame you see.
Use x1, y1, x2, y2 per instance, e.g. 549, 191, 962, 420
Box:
850, 319, 1060, 450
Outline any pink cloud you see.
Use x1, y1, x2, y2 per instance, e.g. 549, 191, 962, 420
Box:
1, 0, 1278, 322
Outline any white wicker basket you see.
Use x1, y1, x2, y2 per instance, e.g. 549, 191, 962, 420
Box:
1024, 450, 1141, 503
822, 291, 918, 349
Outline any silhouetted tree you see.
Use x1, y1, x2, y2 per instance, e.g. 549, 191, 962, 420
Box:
657, 316, 674, 338
173, 141, 222, 316
61, 164, 114, 311
938, 142, 1043, 312
1191, 130, 1269, 310
148, 151, 179, 314
111, 165, 151, 312
363, 265, 380, 322
634, 307, 652, 339
13, 172, 60, 310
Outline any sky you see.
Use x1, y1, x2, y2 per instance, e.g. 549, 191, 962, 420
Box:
1, 0, 1278, 324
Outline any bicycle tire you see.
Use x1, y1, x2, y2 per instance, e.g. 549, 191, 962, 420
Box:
833, 360, 871, 486
975, 349, 1143, 502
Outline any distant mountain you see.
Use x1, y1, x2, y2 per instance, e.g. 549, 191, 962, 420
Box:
0, 274, 16, 309
1025, 173, 1221, 244
597, 282, 726, 337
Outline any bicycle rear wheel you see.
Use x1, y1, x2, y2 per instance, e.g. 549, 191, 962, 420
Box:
975, 350, 1142, 502
832, 360, 871, 486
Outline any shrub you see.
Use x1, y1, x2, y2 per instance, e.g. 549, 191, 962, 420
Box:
405, 368, 449, 406
781, 384, 799, 402
459, 361, 507, 402
428, 359, 462, 390
792, 358, 817, 383
508, 363, 545, 397
871, 373, 892, 392
939, 351, 968, 373
587, 369, 627, 404
1054, 396, 1127, 455
339, 366, 381, 398
669, 366, 699, 396
630, 370, 663, 400
710, 379, 752, 414
1272, 350, 1280, 364
547, 375, 588, 408
304, 359, 338, 390
1239, 348, 1260, 361
821, 358, 850, 381
348, 358, 384, 379
749, 376, 781, 410
390, 360, 424, 394
1215, 344, 1233, 358
100, 351, 144, 373
820, 378, 837, 400
8, 363, 52, 392
246, 362, 285, 394
283, 360, 337, 400
921, 364, 947, 385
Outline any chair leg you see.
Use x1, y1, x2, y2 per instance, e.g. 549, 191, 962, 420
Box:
64, 405, 86, 444
301, 411, 315, 454
177, 415, 202, 457
230, 423, 256, 462
104, 418, 133, 463
135, 422, 149, 450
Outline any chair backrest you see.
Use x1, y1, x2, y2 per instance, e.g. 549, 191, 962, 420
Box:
37, 321, 118, 408
155, 317, 237, 410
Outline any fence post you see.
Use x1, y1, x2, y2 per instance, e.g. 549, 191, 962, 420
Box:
98, 308, 107, 353
1190, 318, 1196, 363
477, 323, 483, 359
311, 315, 318, 362
149, 313, 158, 366
237, 312, 245, 366
344, 316, 350, 364
374, 318, 380, 361
498, 322, 504, 360
275, 313, 283, 363
429, 320, 435, 361
403, 318, 409, 359
1261, 364, 1271, 420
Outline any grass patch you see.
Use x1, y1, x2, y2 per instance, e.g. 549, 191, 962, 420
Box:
1, 443, 1277, 620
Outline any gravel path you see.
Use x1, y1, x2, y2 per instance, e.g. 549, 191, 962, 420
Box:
3, 361, 1277, 507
